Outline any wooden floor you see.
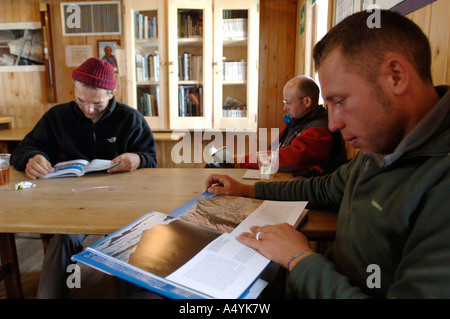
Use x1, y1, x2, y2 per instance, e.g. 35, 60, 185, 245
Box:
0, 233, 118, 299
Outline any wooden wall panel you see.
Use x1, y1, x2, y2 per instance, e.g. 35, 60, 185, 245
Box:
2, 0, 447, 167
407, 0, 450, 85
258, 0, 298, 133
0, 0, 49, 128
46, 0, 125, 105
0, 0, 299, 168
1, 0, 299, 130
0, 0, 126, 129
0, 69, 52, 128
295, 0, 449, 160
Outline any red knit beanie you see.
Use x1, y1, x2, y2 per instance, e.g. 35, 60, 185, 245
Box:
72, 57, 116, 90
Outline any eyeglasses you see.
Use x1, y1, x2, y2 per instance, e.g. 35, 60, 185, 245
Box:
75, 96, 110, 111
282, 96, 308, 105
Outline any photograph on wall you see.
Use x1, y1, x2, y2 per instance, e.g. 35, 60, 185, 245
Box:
0, 28, 44, 66
98, 40, 119, 71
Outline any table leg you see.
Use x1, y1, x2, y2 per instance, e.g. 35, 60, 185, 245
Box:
0, 233, 24, 299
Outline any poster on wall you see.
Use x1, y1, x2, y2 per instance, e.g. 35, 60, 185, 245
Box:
300, 4, 306, 36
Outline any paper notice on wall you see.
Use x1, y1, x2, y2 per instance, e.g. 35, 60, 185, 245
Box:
369, 0, 404, 10
115, 48, 126, 76
336, 0, 355, 24
336, 0, 404, 25
65, 45, 93, 67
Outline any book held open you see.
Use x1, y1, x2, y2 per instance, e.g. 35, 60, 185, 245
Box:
43, 159, 118, 178
72, 192, 308, 299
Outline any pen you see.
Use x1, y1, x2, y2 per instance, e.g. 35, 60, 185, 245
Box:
72, 185, 116, 193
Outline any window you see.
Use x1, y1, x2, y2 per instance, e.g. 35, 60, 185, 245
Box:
303, 0, 328, 103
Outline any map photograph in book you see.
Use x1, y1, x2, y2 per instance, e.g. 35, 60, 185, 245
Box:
43, 159, 118, 178
72, 192, 308, 299
179, 195, 264, 233
173, 193, 308, 234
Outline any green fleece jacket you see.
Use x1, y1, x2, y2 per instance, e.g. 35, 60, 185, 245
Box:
254, 86, 450, 298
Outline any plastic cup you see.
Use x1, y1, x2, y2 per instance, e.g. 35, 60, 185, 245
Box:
257, 150, 279, 179
0, 153, 11, 186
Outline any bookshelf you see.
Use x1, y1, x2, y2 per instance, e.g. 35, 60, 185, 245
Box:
167, 0, 213, 129
213, 0, 259, 129
125, 0, 259, 130
125, 0, 167, 130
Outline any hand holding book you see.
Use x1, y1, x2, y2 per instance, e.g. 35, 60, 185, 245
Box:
24, 154, 54, 180
107, 152, 142, 173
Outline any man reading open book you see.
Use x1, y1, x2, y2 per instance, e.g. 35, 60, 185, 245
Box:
206, 10, 450, 298
11, 57, 157, 298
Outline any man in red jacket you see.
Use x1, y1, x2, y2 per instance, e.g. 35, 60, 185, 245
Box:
239, 75, 340, 172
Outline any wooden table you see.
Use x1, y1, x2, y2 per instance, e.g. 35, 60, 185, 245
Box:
0, 167, 337, 298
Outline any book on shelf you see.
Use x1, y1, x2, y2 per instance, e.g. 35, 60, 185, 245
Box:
155, 86, 161, 116
223, 60, 246, 81
136, 51, 159, 82
142, 93, 152, 116
182, 51, 190, 81
72, 191, 308, 299
137, 88, 160, 117
191, 54, 202, 81
178, 85, 202, 117
222, 18, 248, 37
43, 159, 118, 179
135, 11, 158, 40
178, 51, 202, 82
222, 96, 246, 117
177, 10, 203, 38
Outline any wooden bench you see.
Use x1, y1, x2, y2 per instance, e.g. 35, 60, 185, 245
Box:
0, 119, 23, 153
0, 127, 184, 155
0, 116, 15, 129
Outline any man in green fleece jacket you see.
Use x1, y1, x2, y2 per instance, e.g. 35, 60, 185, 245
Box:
205, 10, 450, 298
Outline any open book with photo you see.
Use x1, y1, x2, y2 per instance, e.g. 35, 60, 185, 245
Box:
71, 192, 308, 299
43, 159, 118, 178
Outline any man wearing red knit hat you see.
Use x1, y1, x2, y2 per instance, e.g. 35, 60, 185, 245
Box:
12, 57, 157, 298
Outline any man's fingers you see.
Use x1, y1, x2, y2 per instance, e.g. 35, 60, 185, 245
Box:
236, 232, 262, 250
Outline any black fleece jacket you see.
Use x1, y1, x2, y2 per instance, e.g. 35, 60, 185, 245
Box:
12, 97, 157, 170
